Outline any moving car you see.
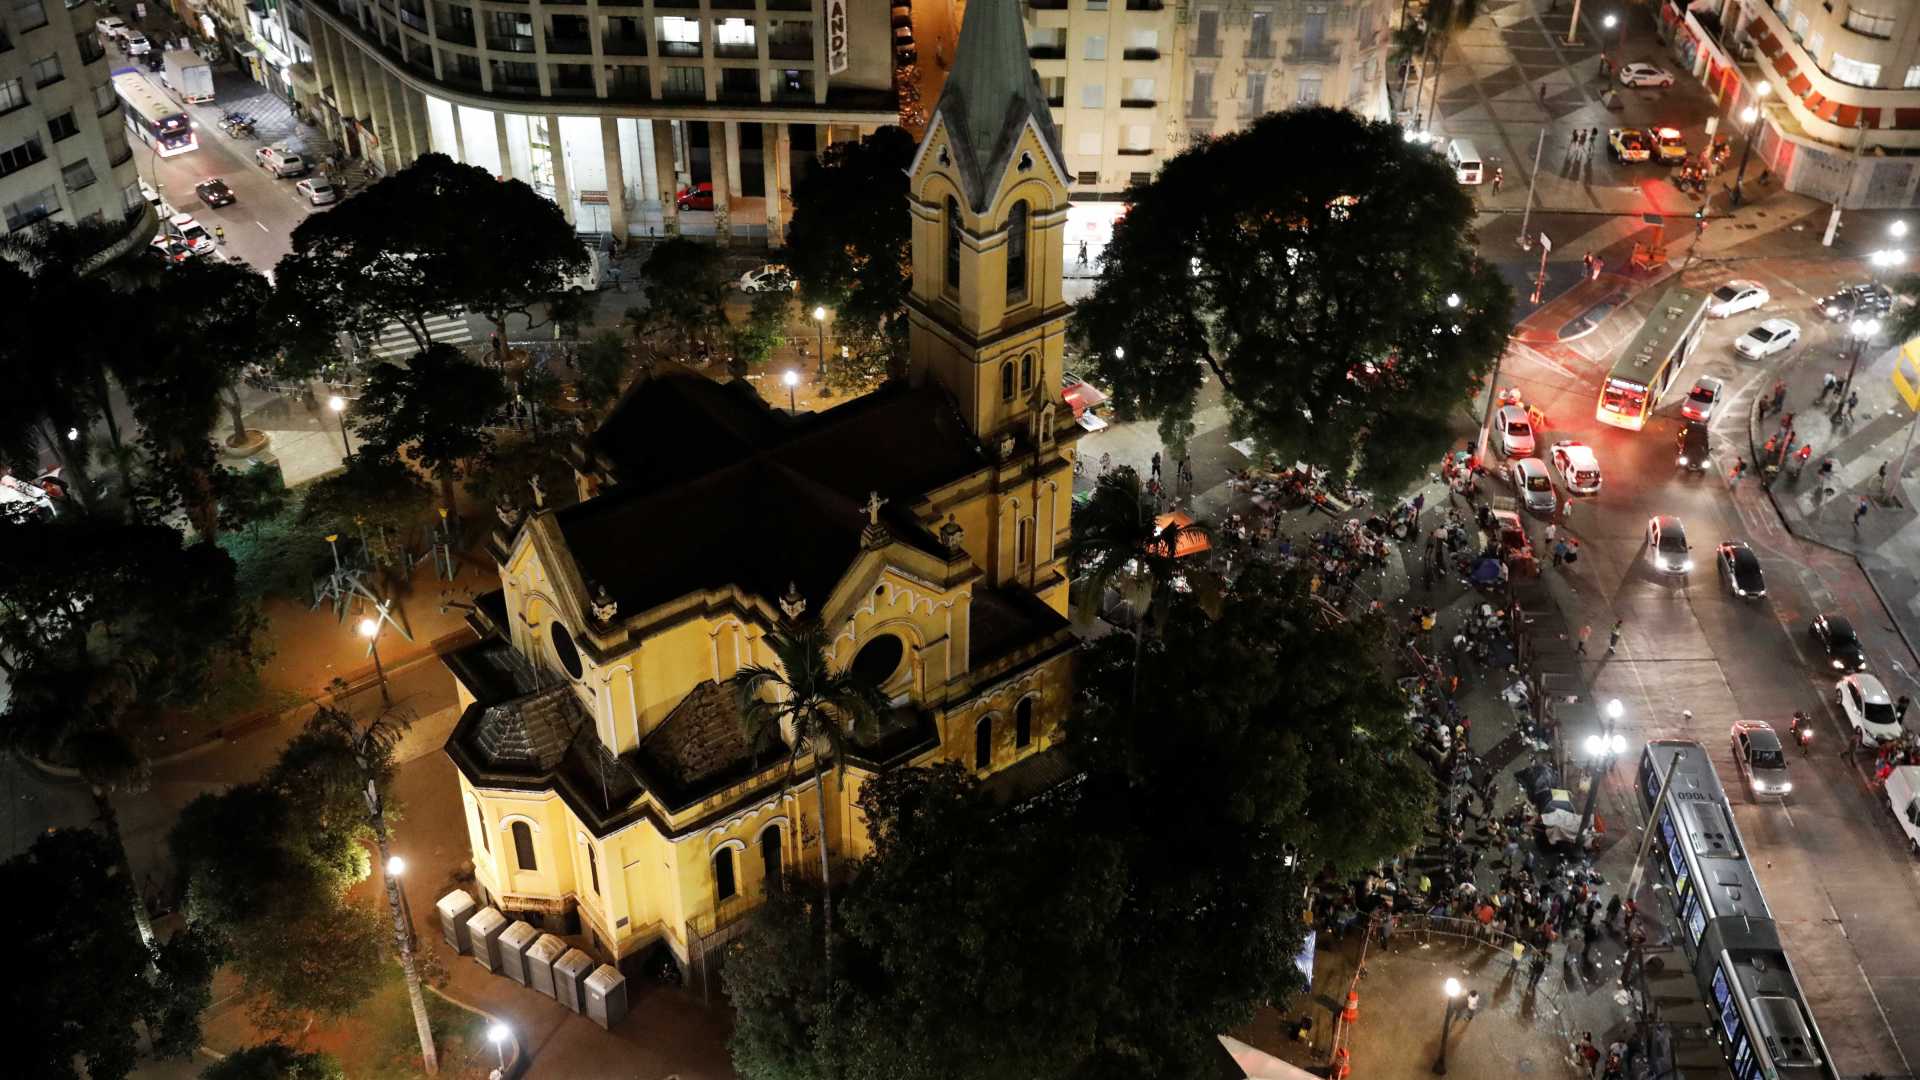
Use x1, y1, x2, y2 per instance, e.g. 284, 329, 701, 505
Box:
1550, 441, 1603, 494
1819, 282, 1893, 322
95, 15, 126, 39
1493, 403, 1535, 457
1809, 613, 1868, 672
1653, 127, 1688, 165
1619, 63, 1675, 88
1508, 457, 1557, 514
1676, 421, 1709, 472
147, 236, 194, 265
295, 176, 338, 205
1734, 318, 1800, 360
194, 177, 235, 207
124, 31, 151, 55
676, 182, 715, 211
1708, 279, 1769, 318
1731, 721, 1792, 798
1837, 672, 1902, 746
256, 146, 309, 177
1646, 514, 1692, 574
1716, 540, 1766, 599
1607, 127, 1651, 164
1680, 375, 1724, 422
168, 212, 217, 254
739, 264, 794, 293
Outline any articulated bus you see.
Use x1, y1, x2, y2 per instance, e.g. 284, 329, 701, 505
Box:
1638, 742, 1841, 1080
111, 70, 196, 157
1596, 285, 1709, 430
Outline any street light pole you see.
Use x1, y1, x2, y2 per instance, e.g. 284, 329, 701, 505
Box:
1577, 731, 1627, 843
1730, 84, 1773, 206
359, 616, 391, 707
1566, 0, 1584, 45
329, 394, 353, 457
812, 306, 828, 378
1432, 977, 1462, 1074
782, 369, 799, 413
1833, 317, 1881, 424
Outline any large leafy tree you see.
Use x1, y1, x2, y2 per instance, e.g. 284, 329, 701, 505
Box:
3, 828, 221, 1080
633, 238, 730, 358
272, 153, 585, 357
352, 342, 511, 511
1073, 106, 1511, 489
202, 1042, 346, 1080
784, 126, 915, 344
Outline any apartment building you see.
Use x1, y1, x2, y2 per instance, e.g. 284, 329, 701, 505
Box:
1, 0, 150, 256
296, 0, 898, 243
1027, 0, 1391, 269
1682, 0, 1920, 207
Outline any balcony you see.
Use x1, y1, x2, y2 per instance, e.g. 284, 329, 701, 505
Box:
1286, 38, 1335, 62
1121, 47, 1158, 60
1120, 97, 1155, 108
546, 35, 592, 53
1116, 145, 1152, 155
603, 34, 646, 55
437, 23, 474, 44
657, 39, 702, 57
1124, 0, 1161, 8
1028, 44, 1065, 59
493, 35, 537, 53
1244, 38, 1273, 59
1185, 99, 1213, 118
1029, 0, 1066, 8
714, 39, 756, 58
1191, 37, 1220, 58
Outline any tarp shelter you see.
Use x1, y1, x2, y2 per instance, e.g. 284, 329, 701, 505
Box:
1154, 511, 1211, 559
1539, 788, 1581, 844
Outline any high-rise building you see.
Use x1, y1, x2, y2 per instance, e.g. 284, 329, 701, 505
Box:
295, 0, 900, 243
0, 1, 151, 256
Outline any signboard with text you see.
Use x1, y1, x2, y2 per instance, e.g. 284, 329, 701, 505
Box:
827, 0, 849, 75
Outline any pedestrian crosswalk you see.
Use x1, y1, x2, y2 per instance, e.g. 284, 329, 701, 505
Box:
365, 313, 474, 360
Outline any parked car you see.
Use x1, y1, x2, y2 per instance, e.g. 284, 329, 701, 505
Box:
1507, 457, 1557, 514
1884, 766, 1920, 856
1734, 318, 1800, 360
1493, 404, 1535, 457
255, 146, 309, 177
1653, 126, 1688, 164
1837, 672, 1902, 746
1716, 540, 1766, 599
739, 264, 794, 293
676, 182, 714, 211
147, 236, 194, 265
1607, 127, 1651, 163
95, 15, 126, 40
1550, 441, 1603, 495
194, 177, 235, 207
1645, 514, 1691, 574
1819, 282, 1893, 322
1707, 279, 1769, 319
124, 31, 151, 55
1679, 375, 1724, 422
1809, 613, 1869, 673
167, 212, 217, 254
1730, 721, 1792, 798
1619, 63, 1675, 88
295, 176, 338, 205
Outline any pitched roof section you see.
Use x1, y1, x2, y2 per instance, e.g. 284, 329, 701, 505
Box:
931, 0, 1063, 210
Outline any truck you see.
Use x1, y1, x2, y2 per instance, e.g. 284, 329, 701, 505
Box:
161, 49, 214, 104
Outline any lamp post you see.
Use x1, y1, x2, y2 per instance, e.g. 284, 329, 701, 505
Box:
329, 394, 353, 457
1577, 731, 1629, 843
1604, 697, 1624, 734
782, 369, 800, 413
386, 855, 417, 952
1433, 977, 1463, 1074
1730, 81, 1773, 207
359, 616, 390, 707
1833, 316, 1882, 423
812, 306, 828, 377
487, 1023, 509, 1073
1607, 10, 1625, 50
1566, 0, 1585, 45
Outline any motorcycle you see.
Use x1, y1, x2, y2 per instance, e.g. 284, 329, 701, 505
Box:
1790, 711, 1815, 754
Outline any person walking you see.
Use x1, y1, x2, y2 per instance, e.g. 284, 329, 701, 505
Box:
1895, 695, 1911, 723
1820, 370, 1839, 402
1607, 619, 1623, 655
1492, 167, 1505, 196
1576, 623, 1591, 655
1763, 434, 1778, 461
1855, 497, 1871, 530
1528, 950, 1548, 989
1150, 451, 1162, 481
1769, 379, 1787, 416
1730, 458, 1747, 485
1845, 390, 1860, 421
1605, 893, 1622, 928
1464, 989, 1481, 1020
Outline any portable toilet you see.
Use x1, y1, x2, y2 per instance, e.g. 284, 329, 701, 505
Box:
466, 907, 509, 972
497, 920, 540, 986
583, 964, 629, 1030
435, 890, 478, 953
553, 948, 594, 1013
525, 933, 567, 998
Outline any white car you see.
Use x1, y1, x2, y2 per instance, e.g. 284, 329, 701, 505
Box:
1735, 318, 1801, 360
1619, 63, 1675, 88
739, 263, 793, 293
124, 31, 151, 55
95, 15, 126, 39
167, 212, 217, 254
1838, 672, 1902, 746
1508, 457, 1557, 514
1708, 279, 1769, 319
256, 146, 309, 177
1550, 441, 1602, 495
1679, 375, 1724, 423
1493, 404, 1535, 458
295, 177, 339, 205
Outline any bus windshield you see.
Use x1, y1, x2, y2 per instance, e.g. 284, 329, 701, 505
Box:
1602, 379, 1647, 416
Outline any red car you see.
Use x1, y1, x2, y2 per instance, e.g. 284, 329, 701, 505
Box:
676, 182, 714, 211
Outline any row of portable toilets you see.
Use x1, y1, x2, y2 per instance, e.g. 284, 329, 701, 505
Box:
436, 889, 630, 1031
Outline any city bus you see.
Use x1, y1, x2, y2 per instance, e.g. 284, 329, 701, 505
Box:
1596, 285, 1708, 430
112, 70, 196, 157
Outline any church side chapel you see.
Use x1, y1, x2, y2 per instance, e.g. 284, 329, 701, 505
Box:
441, 0, 1085, 974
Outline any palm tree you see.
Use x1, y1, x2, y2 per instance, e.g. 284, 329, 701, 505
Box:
1886, 272, 1920, 347
1066, 466, 1208, 634
727, 621, 889, 966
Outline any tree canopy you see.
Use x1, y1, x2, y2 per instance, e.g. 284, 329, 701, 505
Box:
784, 126, 915, 342
1072, 107, 1511, 489
351, 343, 511, 510
202, 1042, 345, 1080
634, 238, 730, 358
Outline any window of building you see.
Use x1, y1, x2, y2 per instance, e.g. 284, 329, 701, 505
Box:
660, 15, 700, 42
1844, 7, 1896, 38
1006, 200, 1028, 302
1790, 11, 1809, 38
92, 80, 115, 115
1084, 33, 1106, 60
1015, 516, 1032, 564
714, 847, 737, 900
587, 844, 600, 894
1297, 74, 1323, 103
30, 54, 62, 88
1019, 351, 1034, 390
851, 632, 905, 686
13, 0, 47, 32
1040, 75, 1065, 104
1077, 130, 1101, 156
1830, 52, 1881, 86
974, 716, 992, 769
1088, 0, 1107, 9
60, 158, 94, 192
944, 196, 961, 292
1302, 3, 1327, 46
1126, 27, 1159, 55
1081, 81, 1105, 108
0, 78, 27, 116
1807, 31, 1825, 60
121, 180, 140, 215
760, 826, 782, 891
1015, 696, 1034, 748
1195, 9, 1219, 55
1001, 360, 1016, 400
1249, 10, 1272, 52
474, 804, 489, 851
1906, 64, 1920, 88
1076, 170, 1099, 185
715, 16, 754, 55
511, 820, 537, 870
1245, 71, 1266, 112
0, 136, 45, 178
663, 65, 704, 99
549, 621, 584, 679
1124, 76, 1155, 102
1122, 124, 1151, 151
47, 110, 77, 142
3, 185, 58, 232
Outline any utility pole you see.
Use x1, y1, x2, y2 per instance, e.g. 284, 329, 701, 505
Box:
1823, 119, 1870, 247
1516, 127, 1547, 248
1626, 747, 1684, 904
1566, 0, 1585, 45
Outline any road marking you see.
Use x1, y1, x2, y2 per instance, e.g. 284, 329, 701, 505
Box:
1857, 963, 1916, 1080
255, 220, 269, 233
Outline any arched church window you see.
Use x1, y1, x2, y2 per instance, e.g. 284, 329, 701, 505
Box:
1005, 200, 1029, 303
1002, 361, 1016, 401
945, 197, 961, 293
1020, 352, 1034, 391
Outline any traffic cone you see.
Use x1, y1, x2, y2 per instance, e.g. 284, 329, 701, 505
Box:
1342, 991, 1360, 1025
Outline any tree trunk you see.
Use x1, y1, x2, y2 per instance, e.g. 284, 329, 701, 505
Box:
811, 758, 834, 969
92, 365, 125, 456
224, 385, 247, 444
179, 448, 219, 542
438, 470, 458, 516
372, 825, 439, 1074
40, 419, 98, 515
91, 786, 155, 948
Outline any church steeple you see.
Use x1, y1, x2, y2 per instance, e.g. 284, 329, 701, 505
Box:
904, 0, 1072, 445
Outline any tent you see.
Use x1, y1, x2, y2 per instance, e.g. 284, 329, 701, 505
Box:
1538, 788, 1582, 845
1154, 511, 1212, 559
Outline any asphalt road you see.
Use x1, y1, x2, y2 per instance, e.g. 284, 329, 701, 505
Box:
1494, 257, 1920, 1079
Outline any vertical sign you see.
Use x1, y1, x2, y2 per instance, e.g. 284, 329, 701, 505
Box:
827, 0, 849, 75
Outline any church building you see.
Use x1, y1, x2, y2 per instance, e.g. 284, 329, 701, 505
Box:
442, 0, 1082, 975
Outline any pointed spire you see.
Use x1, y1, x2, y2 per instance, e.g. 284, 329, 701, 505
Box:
929, 0, 1062, 210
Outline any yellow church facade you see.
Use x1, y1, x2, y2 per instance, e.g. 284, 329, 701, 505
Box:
442, 0, 1084, 974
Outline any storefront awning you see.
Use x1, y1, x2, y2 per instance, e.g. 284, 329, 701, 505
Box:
287, 61, 319, 93
1749, 24, 1781, 57
1772, 53, 1796, 78
1833, 103, 1861, 128
1896, 108, 1920, 130
1153, 512, 1211, 559
1786, 72, 1811, 96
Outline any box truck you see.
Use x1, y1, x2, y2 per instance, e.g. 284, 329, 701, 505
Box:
161, 49, 214, 104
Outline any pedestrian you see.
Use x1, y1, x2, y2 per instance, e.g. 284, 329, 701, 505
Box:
1528, 950, 1548, 988
1077, 240, 1089, 268
1561, 495, 1574, 523
1580, 921, 1597, 964
1493, 167, 1505, 195
1797, 442, 1814, 466
1820, 370, 1839, 401
1464, 989, 1481, 1020
1881, 461, 1891, 484
1511, 939, 1527, 970
1622, 898, 1638, 935
1730, 458, 1747, 485
1576, 623, 1591, 654
213, 225, 225, 244
1545, 521, 1558, 545
1781, 410, 1796, 433
1553, 539, 1571, 566
1855, 497, 1871, 529
1590, 253, 1604, 280
1605, 893, 1622, 927
1607, 619, 1623, 655
1770, 380, 1787, 415
1846, 390, 1859, 420
1577, 1033, 1601, 1071
1895, 695, 1911, 722
1150, 451, 1162, 480
1539, 82, 1549, 104
1763, 434, 1778, 460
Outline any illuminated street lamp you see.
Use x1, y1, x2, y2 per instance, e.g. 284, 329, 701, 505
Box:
386, 854, 418, 951
487, 1023, 510, 1072
329, 394, 353, 458
359, 616, 390, 707
1578, 730, 1630, 843
812, 306, 828, 377
1730, 81, 1773, 207
1446, 292, 1462, 309
1834, 316, 1882, 423
782, 369, 800, 412
1433, 977, 1463, 1074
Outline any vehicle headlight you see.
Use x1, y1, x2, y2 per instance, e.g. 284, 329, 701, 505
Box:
1777, 783, 1792, 793
1680, 560, 1694, 572
1827, 307, 1842, 316
1833, 659, 1846, 669
1678, 456, 1689, 466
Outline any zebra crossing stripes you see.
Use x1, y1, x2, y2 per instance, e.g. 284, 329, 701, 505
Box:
367, 313, 473, 360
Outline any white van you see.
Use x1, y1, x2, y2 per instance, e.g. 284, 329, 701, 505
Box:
1447, 139, 1483, 185
1887, 765, 1920, 856
256, 145, 309, 178
561, 248, 602, 293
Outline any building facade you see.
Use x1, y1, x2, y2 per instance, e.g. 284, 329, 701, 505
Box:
290, 0, 899, 242
1026, 0, 1392, 268
444, 0, 1080, 978
1, 0, 152, 256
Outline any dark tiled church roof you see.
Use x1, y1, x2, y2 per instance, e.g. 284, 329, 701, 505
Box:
632, 680, 790, 809
470, 684, 588, 771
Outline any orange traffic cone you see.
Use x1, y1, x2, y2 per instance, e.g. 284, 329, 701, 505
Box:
1342, 991, 1360, 1025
